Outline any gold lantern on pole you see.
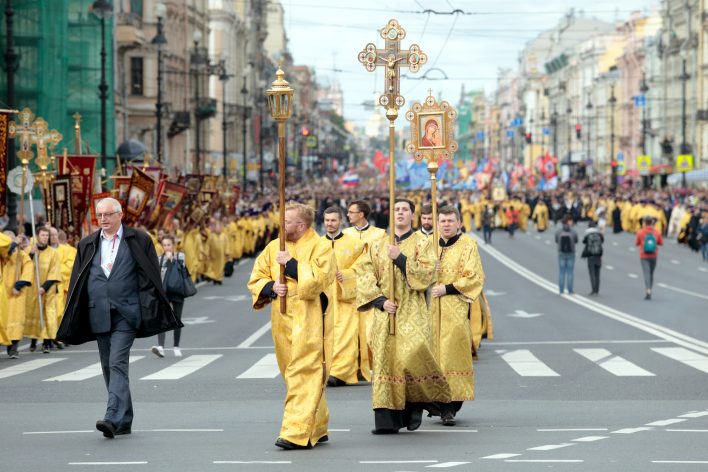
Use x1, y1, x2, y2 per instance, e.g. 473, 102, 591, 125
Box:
266, 66, 294, 314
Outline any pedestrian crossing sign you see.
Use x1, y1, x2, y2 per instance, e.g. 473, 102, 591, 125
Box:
676, 154, 693, 172
637, 155, 652, 175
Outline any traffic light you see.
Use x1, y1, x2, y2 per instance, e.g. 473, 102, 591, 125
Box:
661, 137, 673, 155
611, 160, 618, 168
301, 126, 310, 136
525, 132, 532, 144
575, 123, 582, 139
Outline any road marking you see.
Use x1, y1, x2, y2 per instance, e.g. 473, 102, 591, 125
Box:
628, 273, 639, 279
237, 353, 280, 379
470, 233, 708, 355
612, 241, 618, 246
69, 462, 147, 466
497, 350, 560, 377
506, 460, 584, 463
646, 419, 687, 427
679, 411, 708, 418
605, 265, 614, 270
328, 429, 351, 432
140, 355, 222, 380
507, 310, 543, 319
214, 461, 291, 465
482, 454, 520, 460
666, 429, 708, 432
495, 340, 668, 346
652, 461, 708, 464
535, 235, 540, 240
571, 436, 608, 442
239, 259, 250, 266
611, 427, 652, 434
699, 267, 708, 273
485, 289, 506, 296
44, 356, 144, 382
237, 321, 272, 349
182, 316, 215, 325
656, 283, 708, 301
142, 429, 224, 432
426, 463, 471, 468
545, 240, 551, 245
629, 247, 636, 252
538, 428, 608, 432
417, 429, 477, 433
24, 430, 93, 435
360, 461, 437, 464
671, 259, 680, 264
528, 443, 575, 451
203, 295, 249, 302
652, 348, 708, 373
0, 358, 66, 380
574, 348, 655, 376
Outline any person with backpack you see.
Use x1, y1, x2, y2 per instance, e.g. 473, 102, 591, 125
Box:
635, 216, 663, 300
581, 221, 604, 296
554, 215, 579, 294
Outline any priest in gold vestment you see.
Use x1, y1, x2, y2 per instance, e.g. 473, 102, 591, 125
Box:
357, 199, 451, 434
248, 203, 335, 450
322, 206, 366, 386
1, 231, 33, 358
430, 206, 484, 426
343, 200, 387, 382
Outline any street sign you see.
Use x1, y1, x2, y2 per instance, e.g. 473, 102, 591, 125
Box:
676, 154, 694, 172
543, 127, 550, 136
506, 130, 514, 138
616, 152, 626, 176
476, 131, 485, 140
305, 135, 318, 148
637, 155, 652, 175
634, 95, 646, 108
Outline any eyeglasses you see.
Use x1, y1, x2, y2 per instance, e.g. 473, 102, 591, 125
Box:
96, 211, 119, 220
346, 210, 362, 214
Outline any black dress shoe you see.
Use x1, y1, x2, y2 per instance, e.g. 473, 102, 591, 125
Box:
327, 376, 346, 387
407, 408, 423, 431
370, 428, 398, 434
441, 411, 456, 426
274, 437, 311, 450
96, 420, 116, 438
317, 435, 328, 443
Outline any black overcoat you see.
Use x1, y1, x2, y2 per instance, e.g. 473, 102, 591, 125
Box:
57, 225, 184, 345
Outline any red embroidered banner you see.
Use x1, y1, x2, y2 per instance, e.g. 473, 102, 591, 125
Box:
61, 155, 97, 232
0, 113, 8, 216
123, 167, 155, 226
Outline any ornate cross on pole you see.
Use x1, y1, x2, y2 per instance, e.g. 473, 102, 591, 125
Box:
358, 19, 427, 335
73, 112, 83, 155
8, 107, 38, 165
31, 117, 63, 170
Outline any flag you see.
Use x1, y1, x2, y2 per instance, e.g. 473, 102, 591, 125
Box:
372, 149, 387, 174
339, 171, 360, 188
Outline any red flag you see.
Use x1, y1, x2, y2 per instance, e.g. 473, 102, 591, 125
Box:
372, 149, 386, 174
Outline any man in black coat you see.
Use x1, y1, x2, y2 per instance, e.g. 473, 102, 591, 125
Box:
57, 197, 182, 439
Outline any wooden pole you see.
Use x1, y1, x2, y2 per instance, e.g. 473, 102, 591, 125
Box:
278, 121, 286, 314
15, 162, 27, 282
386, 105, 398, 335
428, 157, 441, 359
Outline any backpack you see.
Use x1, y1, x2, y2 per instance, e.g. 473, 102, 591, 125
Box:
586, 232, 603, 257
559, 232, 573, 253
643, 231, 657, 253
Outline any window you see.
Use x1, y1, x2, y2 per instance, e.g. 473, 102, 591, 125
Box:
131, 57, 144, 95
130, 0, 143, 18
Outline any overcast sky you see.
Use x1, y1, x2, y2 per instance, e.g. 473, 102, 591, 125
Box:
281, 0, 659, 128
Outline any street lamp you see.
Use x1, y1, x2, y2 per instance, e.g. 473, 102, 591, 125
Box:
679, 47, 690, 188
3, 0, 19, 230
551, 107, 559, 159
609, 84, 618, 190
585, 93, 593, 179
266, 66, 294, 314
90, 0, 113, 174
639, 73, 650, 189
241, 80, 248, 191
566, 105, 572, 169
219, 59, 229, 179
152, 2, 167, 165
191, 30, 203, 174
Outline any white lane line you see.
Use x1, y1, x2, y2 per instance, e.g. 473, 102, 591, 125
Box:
328, 429, 351, 432
236, 353, 280, 379
0, 358, 66, 379
69, 462, 147, 466
417, 429, 477, 433
506, 460, 584, 463
671, 259, 680, 265
628, 273, 639, 279
44, 356, 144, 382
646, 419, 687, 427
652, 461, 708, 464
470, 232, 708, 356
140, 355, 222, 380
538, 428, 608, 432
24, 430, 92, 435
535, 235, 540, 240
572, 436, 608, 442
141, 429, 224, 432
666, 429, 708, 432
426, 463, 471, 468
656, 283, 708, 301
700, 267, 708, 273
545, 240, 551, 245
679, 411, 708, 418
629, 247, 636, 252
497, 349, 560, 377
496, 340, 668, 346
574, 348, 655, 376
611, 427, 653, 434
612, 241, 618, 246
237, 321, 272, 349
652, 347, 708, 374
605, 265, 614, 270
360, 461, 437, 464
528, 443, 575, 451
214, 461, 291, 465
238, 259, 250, 266
482, 454, 520, 460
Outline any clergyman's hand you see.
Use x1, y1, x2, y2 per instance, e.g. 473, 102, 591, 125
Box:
383, 300, 397, 314
431, 284, 446, 298
275, 250, 290, 266
387, 244, 401, 260
273, 281, 288, 297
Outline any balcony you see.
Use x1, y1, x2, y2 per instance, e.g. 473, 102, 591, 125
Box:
196, 98, 218, 120
696, 109, 708, 121
115, 12, 146, 47
168, 112, 190, 138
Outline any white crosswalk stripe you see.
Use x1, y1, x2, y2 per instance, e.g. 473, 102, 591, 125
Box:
43, 356, 145, 382
652, 347, 708, 374
497, 350, 560, 377
236, 353, 280, 379
574, 349, 655, 376
141, 355, 222, 380
0, 358, 66, 380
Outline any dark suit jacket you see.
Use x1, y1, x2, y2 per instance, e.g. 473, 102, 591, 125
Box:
57, 225, 183, 345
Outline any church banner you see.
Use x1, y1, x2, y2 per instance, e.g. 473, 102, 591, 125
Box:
149, 180, 188, 229
89, 191, 112, 228
0, 113, 9, 216
123, 167, 155, 226
61, 154, 97, 231
50, 175, 74, 235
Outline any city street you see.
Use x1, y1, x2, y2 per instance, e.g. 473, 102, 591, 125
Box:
1, 226, 706, 471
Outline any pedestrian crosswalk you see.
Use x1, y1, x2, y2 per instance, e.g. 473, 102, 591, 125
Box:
2, 346, 708, 383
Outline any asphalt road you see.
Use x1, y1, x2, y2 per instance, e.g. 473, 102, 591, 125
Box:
1, 227, 707, 472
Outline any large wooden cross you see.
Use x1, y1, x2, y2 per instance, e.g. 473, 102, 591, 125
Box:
358, 19, 427, 110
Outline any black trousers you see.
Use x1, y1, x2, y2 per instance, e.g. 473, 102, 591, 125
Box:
587, 256, 602, 293
158, 299, 184, 347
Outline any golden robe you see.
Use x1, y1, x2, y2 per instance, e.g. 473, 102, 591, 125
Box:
356, 230, 451, 410
531, 202, 549, 232
1, 245, 33, 341
24, 246, 62, 340
204, 230, 228, 282
432, 233, 484, 402
325, 232, 366, 385
0, 233, 13, 345
247, 228, 335, 447
518, 203, 531, 232
183, 228, 206, 282
343, 224, 387, 381
54, 243, 77, 324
